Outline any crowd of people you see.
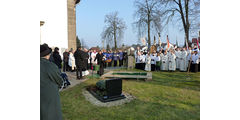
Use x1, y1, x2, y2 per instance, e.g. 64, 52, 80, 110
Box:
135, 46, 200, 72
49, 45, 200, 81
49, 47, 128, 80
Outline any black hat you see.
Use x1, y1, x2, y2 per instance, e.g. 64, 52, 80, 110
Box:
40, 43, 52, 57
54, 47, 59, 51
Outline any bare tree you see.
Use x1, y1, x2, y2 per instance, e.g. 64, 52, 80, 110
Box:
160, 0, 200, 45
80, 38, 88, 49
133, 0, 162, 49
101, 11, 127, 50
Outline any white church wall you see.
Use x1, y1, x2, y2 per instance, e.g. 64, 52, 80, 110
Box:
40, 0, 68, 57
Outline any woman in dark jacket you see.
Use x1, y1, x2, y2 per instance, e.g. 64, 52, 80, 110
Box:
53, 47, 62, 69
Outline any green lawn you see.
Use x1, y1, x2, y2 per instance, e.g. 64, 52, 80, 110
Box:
60, 69, 200, 120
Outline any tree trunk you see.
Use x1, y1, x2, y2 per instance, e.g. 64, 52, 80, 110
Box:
113, 23, 117, 50
147, 14, 151, 50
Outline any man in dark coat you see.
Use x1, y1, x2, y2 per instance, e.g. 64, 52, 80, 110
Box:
63, 49, 69, 72
52, 47, 62, 70
74, 47, 84, 79
40, 44, 63, 120
102, 50, 107, 68
83, 48, 89, 71
94, 50, 104, 76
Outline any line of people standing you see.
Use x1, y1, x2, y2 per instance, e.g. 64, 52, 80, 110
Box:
60, 48, 128, 79
135, 46, 200, 72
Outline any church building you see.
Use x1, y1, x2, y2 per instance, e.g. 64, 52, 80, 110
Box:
40, 0, 80, 55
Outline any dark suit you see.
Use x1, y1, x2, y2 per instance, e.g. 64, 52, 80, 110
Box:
74, 49, 84, 78
63, 52, 69, 72
95, 53, 104, 76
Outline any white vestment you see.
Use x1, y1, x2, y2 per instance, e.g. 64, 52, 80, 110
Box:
175, 51, 180, 69
145, 55, 151, 71
68, 52, 75, 70
192, 54, 199, 64
168, 53, 176, 71
179, 51, 187, 71
91, 52, 98, 65
161, 54, 168, 71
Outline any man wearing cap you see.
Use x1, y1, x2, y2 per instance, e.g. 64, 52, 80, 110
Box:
40, 43, 63, 120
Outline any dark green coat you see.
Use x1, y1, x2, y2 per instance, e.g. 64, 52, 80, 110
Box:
40, 58, 63, 120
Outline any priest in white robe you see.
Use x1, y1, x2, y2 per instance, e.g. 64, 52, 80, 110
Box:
161, 51, 168, 71
168, 50, 176, 71
179, 49, 187, 71
145, 53, 151, 71
175, 48, 181, 70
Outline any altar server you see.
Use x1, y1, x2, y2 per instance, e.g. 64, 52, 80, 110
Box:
145, 52, 151, 71
161, 51, 168, 71
168, 50, 176, 71
179, 49, 187, 71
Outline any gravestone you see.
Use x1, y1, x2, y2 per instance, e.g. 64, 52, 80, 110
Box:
127, 47, 135, 69
128, 56, 134, 69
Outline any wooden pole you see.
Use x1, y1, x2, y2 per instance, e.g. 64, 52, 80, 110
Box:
187, 53, 192, 72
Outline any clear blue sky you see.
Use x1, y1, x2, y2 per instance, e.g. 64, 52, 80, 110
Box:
76, 0, 188, 48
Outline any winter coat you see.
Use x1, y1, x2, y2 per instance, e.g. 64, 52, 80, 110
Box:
40, 58, 63, 120
63, 52, 69, 62
52, 51, 62, 68
74, 50, 84, 67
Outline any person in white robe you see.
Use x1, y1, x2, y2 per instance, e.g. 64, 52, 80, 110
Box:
168, 50, 176, 71
161, 51, 168, 71
68, 50, 75, 71
175, 48, 180, 70
91, 50, 98, 65
179, 49, 187, 71
145, 52, 151, 71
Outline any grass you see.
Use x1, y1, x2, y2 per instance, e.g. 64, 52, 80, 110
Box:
60, 69, 200, 120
